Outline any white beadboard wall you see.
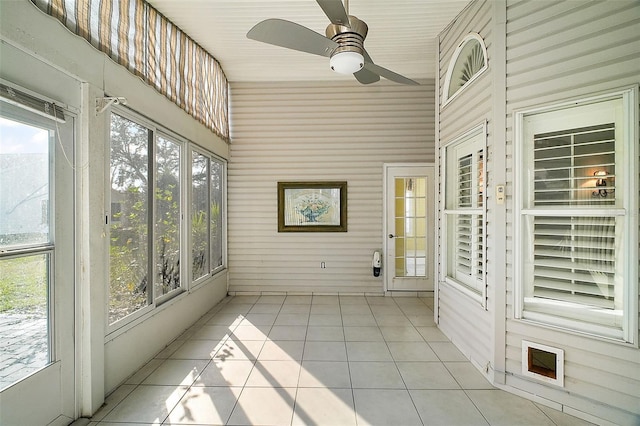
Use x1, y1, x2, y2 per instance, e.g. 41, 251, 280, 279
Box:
503, 0, 640, 422
228, 81, 435, 294
436, 0, 495, 374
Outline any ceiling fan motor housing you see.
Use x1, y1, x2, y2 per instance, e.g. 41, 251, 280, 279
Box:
326, 15, 368, 72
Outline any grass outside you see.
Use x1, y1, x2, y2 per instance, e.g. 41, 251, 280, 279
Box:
0, 254, 48, 313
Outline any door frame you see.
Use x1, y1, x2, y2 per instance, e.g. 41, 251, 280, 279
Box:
382, 163, 436, 293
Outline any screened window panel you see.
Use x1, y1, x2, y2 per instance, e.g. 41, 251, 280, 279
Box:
155, 136, 181, 300
191, 151, 209, 281
109, 113, 151, 324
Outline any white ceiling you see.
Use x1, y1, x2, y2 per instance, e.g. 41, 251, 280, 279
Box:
145, 0, 470, 84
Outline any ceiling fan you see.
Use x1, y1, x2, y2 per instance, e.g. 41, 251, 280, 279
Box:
247, 0, 419, 85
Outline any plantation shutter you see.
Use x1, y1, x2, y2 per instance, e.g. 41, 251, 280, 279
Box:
450, 143, 484, 292
530, 123, 619, 308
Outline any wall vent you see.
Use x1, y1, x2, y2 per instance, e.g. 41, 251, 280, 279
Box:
521, 340, 564, 387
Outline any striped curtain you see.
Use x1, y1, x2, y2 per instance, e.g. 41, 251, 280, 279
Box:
30, 0, 230, 142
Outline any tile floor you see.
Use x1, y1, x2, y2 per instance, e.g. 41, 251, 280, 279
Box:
87, 295, 593, 425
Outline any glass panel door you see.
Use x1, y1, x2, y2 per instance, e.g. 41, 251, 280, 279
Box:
0, 100, 76, 424
385, 165, 434, 291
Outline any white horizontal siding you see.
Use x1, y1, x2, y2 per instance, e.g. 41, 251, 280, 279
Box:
228, 80, 435, 294
504, 0, 640, 422
436, 0, 495, 375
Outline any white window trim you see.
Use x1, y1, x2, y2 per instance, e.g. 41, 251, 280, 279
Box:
441, 122, 488, 307
513, 87, 639, 344
442, 33, 489, 107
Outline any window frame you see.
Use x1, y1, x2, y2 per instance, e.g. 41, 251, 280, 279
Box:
441, 122, 488, 306
442, 33, 489, 107
189, 146, 227, 288
106, 105, 227, 334
514, 87, 638, 344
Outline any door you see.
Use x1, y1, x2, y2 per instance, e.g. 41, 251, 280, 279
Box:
384, 164, 435, 291
0, 100, 76, 425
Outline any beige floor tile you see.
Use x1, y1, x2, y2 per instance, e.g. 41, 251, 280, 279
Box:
241, 313, 277, 325
284, 295, 312, 304
190, 324, 234, 340
353, 389, 422, 426
102, 385, 187, 424
214, 338, 264, 361
349, 361, 405, 389
312, 295, 339, 305
170, 339, 224, 360
374, 314, 412, 326
230, 324, 270, 341
245, 360, 301, 387
535, 403, 596, 425
397, 361, 460, 389
298, 360, 351, 388
227, 387, 296, 425
379, 325, 424, 341
445, 361, 494, 389
258, 340, 304, 361
429, 341, 469, 361
466, 390, 556, 426
247, 303, 281, 314
387, 341, 439, 361
292, 387, 356, 426
416, 325, 449, 341
303, 341, 347, 361
256, 295, 285, 304
142, 359, 208, 386
165, 386, 241, 425
279, 303, 312, 314
306, 325, 345, 341
308, 313, 343, 326
346, 341, 393, 361
193, 359, 254, 387
206, 313, 244, 327
268, 325, 307, 340
274, 313, 309, 326
310, 304, 341, 314
344, 326, 384, 341
410, 389, 489, 425
340, 304, 372, 314
342, 313, 377, 326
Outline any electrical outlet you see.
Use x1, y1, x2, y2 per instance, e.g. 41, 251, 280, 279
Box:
320, 262, 326, 269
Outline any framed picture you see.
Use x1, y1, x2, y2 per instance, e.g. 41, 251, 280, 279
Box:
278, 181, 347, 232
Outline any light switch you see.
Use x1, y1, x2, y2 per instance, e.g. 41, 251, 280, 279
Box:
496, 185, 505, 205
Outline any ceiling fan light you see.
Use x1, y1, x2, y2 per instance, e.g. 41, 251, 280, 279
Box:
330, 51, 364, 74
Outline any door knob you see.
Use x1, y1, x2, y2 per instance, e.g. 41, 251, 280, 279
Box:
388, 234, 395, 238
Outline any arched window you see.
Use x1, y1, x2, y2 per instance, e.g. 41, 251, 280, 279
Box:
442, 33, 488, 106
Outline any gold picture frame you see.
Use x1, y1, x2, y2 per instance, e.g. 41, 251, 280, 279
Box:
277, 181, 347, 232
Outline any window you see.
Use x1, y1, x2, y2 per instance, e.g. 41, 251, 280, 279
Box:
109, 109, 227, 328
442, 33, 488, 106
191, 149, 225, 282
0, 97, 73, 389
515, 88, 638, 343
443, 124, 486, 302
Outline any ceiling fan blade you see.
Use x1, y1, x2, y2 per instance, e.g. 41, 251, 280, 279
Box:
316, 0, 350, 26
247, 18, 338, 57
354, 50, 380, 84
363, 62, 419, 85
